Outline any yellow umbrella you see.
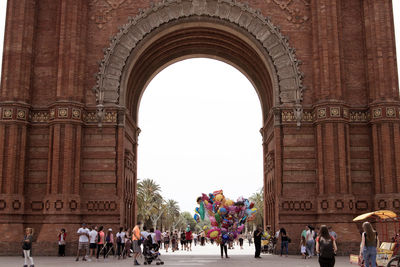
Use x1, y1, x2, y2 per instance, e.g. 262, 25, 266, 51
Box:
353, 210, 397, 222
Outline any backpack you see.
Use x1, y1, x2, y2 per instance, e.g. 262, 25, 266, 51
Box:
106, 234, 111, 243
116, 234, 122, 243
97, 233, 101, 243
319, 237, 335, 258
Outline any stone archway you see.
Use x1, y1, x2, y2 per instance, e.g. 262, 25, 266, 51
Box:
92, 0, 305, 230
93, 0, 305, 125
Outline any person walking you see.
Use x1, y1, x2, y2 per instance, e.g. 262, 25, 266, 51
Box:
88, 226, 98, 260
22, 227, 34, 267
132, 221, 142, 266
124, 228, 132, 258
105, 228, 115, 257
360, 221, 379, 267
300, 235, 307, 259
280, 227, 289, 257
316, 225, 337, 267
180, 230, 186, 250
254, 226, 262, 258
238, 233, 244, 249
306, 225, 315, 258
200, 231, 205, 246
96, 226, 106, 259
116, 227, 126, 259
163, 231, 170, 252
58, 228, 67, 257
155, 228, 162, 249
193, 232, 198, 246
247, 232, 253, 246
220, 237, 229, 258
185, 227, 193, 251
76, 223, 90, 261
171, 230, 178, 252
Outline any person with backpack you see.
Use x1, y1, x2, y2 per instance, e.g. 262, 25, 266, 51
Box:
96, 226, 105, 259
116, 227, 126, 259
360, 221, 379, 267
22, 227, 34, 267
105, 228, 115, 257
316, 225, 337, 267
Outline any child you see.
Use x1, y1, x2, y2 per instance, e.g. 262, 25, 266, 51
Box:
23, 228, 34, 267
300, 235, 307, 259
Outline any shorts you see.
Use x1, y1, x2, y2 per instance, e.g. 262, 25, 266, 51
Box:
90, 243, 97, 249
164, 241, 170, 245
181, 240, 186, 245
132, 240, 141, 253
187, 239, 192, 244
78, 242, 89, 250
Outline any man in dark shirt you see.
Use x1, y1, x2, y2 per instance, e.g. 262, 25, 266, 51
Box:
253, 226, 263, 258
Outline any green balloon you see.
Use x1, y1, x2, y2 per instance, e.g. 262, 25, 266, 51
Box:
215, 213, 221, 223
199, 202, 205, 220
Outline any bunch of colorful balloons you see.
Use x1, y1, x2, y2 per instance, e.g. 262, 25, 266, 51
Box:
194, 189, 257, 244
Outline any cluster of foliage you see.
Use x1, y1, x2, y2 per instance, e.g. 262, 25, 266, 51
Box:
137, 178, 196, 231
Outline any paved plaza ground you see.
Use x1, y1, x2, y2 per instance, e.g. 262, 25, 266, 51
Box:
1, 243, 355, 267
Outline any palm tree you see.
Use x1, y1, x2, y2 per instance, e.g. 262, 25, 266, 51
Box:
249, 187, 264, 229
137, 179, 164, 227
163, 199, 181, 231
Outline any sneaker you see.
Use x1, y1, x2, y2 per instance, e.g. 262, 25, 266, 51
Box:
82, 258, 87, 261
23, 265, 28, 267
75, 258, 79, 261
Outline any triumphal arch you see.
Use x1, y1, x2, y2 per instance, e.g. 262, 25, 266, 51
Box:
0, 0, 399, 254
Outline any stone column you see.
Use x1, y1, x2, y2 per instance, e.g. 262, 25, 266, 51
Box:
0, 0, 35, 254
363, 0, 400, 210
41, 1, 88, 246
311, 0, 355, 215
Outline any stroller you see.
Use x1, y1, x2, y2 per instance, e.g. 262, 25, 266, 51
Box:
143, 235, 164, 265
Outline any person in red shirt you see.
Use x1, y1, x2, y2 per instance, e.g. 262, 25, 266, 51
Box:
185, 227, 193, 251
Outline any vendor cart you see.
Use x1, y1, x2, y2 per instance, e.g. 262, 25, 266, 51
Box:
350, 210, 399, 267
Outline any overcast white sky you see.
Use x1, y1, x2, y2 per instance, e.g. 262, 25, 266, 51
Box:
0, 2, 399, 214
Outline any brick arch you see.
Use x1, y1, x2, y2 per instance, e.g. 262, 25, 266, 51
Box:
93, 0, 305, 124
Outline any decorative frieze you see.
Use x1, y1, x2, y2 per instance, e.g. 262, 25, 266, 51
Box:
350, 111, 369, 122
281, 106, 400, 124
0, 108, 119, 124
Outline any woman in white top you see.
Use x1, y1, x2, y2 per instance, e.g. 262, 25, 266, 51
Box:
116, 227, 126, 259
305, 225, 315, 258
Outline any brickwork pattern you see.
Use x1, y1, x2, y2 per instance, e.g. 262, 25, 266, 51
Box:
0, 0, 399, 255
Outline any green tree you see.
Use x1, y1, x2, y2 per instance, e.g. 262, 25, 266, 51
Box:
249, 187, 264, 228
163, 199, 181, 231
137, 178, 164, 227
181, 211, 197, 231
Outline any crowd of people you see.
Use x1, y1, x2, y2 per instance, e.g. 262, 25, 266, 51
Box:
21, 221, 381, 267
